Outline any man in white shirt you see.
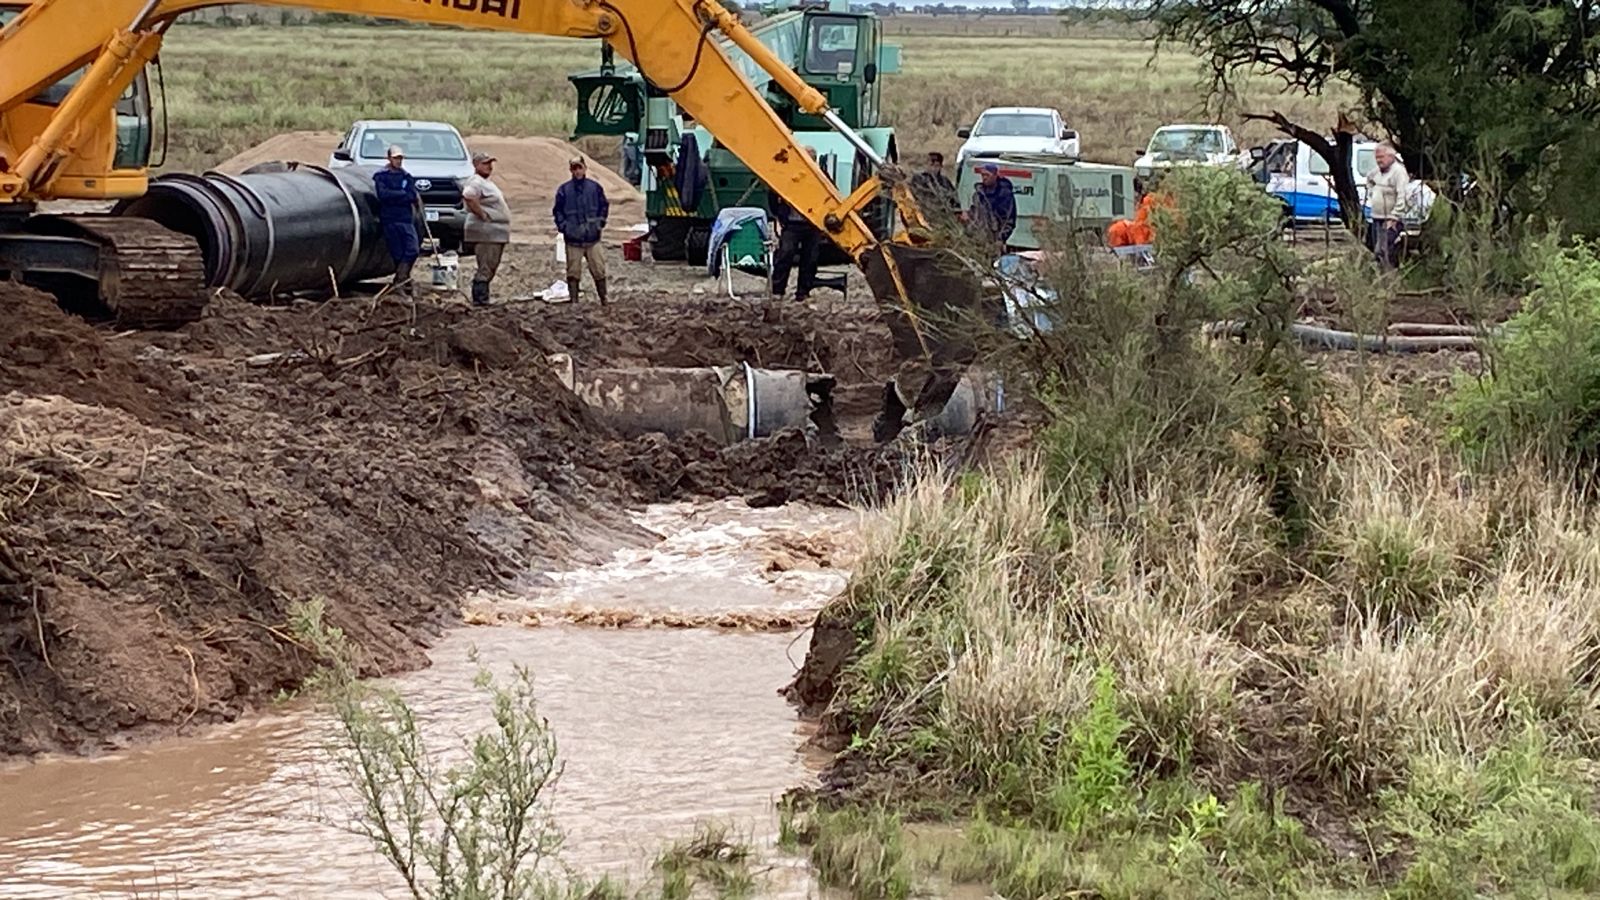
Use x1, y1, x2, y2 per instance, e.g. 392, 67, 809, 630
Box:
463, 150, 512, 306
1366, 141, 1410, 269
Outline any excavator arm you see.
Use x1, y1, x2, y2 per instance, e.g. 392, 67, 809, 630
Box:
0, 0, 886, 255
0, 0, 981, 441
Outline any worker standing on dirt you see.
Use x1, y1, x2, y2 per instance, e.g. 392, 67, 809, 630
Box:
1366, 141, 1411, 269
462, 151, 512, 308
553, 156, 610, 303
767, 146, 824, 303
967, 163, 1017, 257
373, 144, 425, 297
910, 151, 958, 216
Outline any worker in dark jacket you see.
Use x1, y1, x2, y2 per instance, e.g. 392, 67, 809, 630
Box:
910, 151, 959, 218
966, 162, 1017, 256
765, 146, 824, 302
553, 156, 610, 303
767, 162, 826, 303
372, 144, 425, 297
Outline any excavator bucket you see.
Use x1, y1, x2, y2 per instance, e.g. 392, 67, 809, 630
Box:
861, 242, 992, 443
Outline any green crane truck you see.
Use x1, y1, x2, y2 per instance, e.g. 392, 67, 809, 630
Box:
568, 0, 900, 266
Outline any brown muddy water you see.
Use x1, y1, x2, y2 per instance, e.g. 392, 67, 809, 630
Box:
0, 500, 862, 899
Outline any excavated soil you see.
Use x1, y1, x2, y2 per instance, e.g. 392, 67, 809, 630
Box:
217, 132, 645, 236
0, 263, 931, 755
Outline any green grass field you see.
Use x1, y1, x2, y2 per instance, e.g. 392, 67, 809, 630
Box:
153, 17, 1343, 173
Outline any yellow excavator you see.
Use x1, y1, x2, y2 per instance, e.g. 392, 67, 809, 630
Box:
0, 0, 985, 441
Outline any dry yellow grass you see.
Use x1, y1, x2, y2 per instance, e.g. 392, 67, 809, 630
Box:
152, 17, 1346, 173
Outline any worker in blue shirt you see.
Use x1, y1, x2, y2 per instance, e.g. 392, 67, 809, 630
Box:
966, 162, 1017, 258
372, 144, 425, 297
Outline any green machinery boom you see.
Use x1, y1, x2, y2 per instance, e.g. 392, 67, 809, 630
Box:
569, 0, 900, 266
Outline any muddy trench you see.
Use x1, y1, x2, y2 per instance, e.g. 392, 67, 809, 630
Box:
0, 500, 859, 897
0, 239, 946, 894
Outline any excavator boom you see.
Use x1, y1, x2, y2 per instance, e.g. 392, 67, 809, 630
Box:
0, 0, 982, 441
0, 0, 882, 254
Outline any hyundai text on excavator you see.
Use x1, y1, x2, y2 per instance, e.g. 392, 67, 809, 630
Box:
0, 0, 985, 441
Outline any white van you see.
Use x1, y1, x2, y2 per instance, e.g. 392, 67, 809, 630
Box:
1252, 138, 1434, 230
330, 120, 473, 251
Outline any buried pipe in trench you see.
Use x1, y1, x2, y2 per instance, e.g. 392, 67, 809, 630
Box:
111, 164, 394, 298
571, 366, 840, 445
566, 364, 1004, 443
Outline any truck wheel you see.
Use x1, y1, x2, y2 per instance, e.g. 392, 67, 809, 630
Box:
650, 218, 689, 261
684, 224, 712, 267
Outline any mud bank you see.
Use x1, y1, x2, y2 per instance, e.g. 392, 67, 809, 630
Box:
0, 276, 917, 756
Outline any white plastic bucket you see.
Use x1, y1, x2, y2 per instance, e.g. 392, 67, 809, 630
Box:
429, 251, 459, 291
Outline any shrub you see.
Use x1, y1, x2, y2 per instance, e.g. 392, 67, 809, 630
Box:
1448, 239, 1600, 467
294, 601, 567, 900
1016, 166, 1310, 492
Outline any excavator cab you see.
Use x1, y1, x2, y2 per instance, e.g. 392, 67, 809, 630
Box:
0, 7, 157, 202
0, 10, 198, 328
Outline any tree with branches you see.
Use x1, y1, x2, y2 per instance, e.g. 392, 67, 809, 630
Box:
1149, 0, 1600, 231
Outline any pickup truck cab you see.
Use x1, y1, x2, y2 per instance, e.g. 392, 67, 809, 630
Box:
956, 107, 1080, 166
1251, 138, 1434, 231
1134, 124, 1245, 178
330, 119, 472, 251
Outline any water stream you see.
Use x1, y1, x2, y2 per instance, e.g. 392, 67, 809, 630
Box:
0, 500, 861, 898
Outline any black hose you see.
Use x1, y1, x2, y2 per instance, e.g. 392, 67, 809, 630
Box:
598, 1, 717, 95
152, 54, 169, 168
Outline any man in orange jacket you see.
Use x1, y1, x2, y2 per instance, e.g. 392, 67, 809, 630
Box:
1108, 177, 1170, 248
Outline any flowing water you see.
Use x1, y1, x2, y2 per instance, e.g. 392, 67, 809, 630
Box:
0, 500, 861, 899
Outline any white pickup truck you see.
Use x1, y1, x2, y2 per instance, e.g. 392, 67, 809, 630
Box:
1133, 124, 1246, 178
956, 107, 1080, 165
329, 119, 473, 252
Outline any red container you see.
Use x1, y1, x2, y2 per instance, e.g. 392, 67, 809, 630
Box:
622, 235, 643, 262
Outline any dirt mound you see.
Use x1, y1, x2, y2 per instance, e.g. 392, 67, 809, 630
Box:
0, 288, 189, 432
215, 130, 341, 172
0, 393, 455, 751
216, 131, 643, 232
0, 282, 626, 753
464, 135, 642, 226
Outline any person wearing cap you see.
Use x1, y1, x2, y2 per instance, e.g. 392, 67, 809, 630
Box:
462, 150, 512, 307
967, 162, 1017, 256
552, 155, 610, 303
372, 144, 425, 297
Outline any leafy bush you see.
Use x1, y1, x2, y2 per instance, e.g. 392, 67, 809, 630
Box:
1449, 239, 1600, 467
1015, 166, 1307, 489
295, 600, 566, 900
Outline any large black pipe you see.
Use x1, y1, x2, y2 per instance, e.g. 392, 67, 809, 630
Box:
112, 164, 394, 298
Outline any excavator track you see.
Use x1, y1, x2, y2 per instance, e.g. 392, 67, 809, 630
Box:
19, 215, 211, 329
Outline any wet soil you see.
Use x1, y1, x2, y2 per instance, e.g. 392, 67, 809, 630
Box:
0, 244, 931, 756
0, 499, 850, 898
